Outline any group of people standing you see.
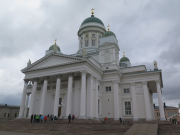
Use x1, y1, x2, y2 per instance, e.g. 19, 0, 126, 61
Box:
31, 114, 47, 123
68, 114, 75, 123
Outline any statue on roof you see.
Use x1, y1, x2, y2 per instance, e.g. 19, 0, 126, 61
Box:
53, 39, 58, 53
154, 60, 158, 69
27, 59, 31, 66
82, 48, 87, 58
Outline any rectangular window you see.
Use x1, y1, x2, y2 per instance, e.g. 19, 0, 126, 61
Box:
92, 34, 95, 37
99, 35, 101, 38
47, 86, 51, 90
59, 98, 62, 105
106, 86, 111, 92
15, 113, 17, 118
4, 113, 6, 117
98, 86, 100, 91
124, 88, 130, 93
92, 40, 95, 46
81, 42, 83, 48
81, 36, 83, 40
98, 99, 100, 114
85, 40, 88, 47
125, 102, 131, 115
8, 113, 10, 117
52, 85, 56, 89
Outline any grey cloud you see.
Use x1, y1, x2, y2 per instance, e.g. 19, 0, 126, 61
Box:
0, 0, 180, 107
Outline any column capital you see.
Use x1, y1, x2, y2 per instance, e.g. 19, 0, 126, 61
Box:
155, 79, 160, 84
142, 81, 148, 85
56, 74, 62, 79
80, 70, 88, 76
130, 82, 135, 86
112, 80, 119, 85
43, 76, 49, 80
24, 79, 29, 83
68, 73, 74, 77
87, 74, 94, 78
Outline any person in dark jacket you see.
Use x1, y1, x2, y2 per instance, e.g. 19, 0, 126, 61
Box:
119, 117, 122, 124
33, 114, 36, 123
68, 114, 71, 123
31, 114, 33, 123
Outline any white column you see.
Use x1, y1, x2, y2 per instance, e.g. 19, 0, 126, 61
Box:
156, 79, 165, 120
18, 79, 28, 118
95, 78, 99, 120
53, 75, 61, 117
28, 79, 38, 118
65, 73, 73, 117
130, 82, 138, 121
142, 81, 152, 121
113, 81, 119, 120
79, 70, 87, 119
119, 83, 123, 118
96, 31, 99, 47
89, 31, 91, 47
24, 93, 30, 118
83, 33, 85, 48
86, 74, 93, 119
39, 77, 48, 115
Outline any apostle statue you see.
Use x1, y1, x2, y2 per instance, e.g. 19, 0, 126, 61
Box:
27, 59, 31, 66
82, 48, 87, 58
154, 60, 158, 69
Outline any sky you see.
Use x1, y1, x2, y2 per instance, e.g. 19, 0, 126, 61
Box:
0, 0, 180, 108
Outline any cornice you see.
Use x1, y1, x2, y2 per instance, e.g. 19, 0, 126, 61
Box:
123, 70, 161, 77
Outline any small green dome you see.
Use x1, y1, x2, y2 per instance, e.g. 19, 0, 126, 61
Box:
120, 57, 130, 62
102, 31, 116, 37
81, 15, 104, 26
49, 44, 60, 52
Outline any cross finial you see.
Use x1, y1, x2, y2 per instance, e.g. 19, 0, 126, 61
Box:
91, 8, 94, 15
107, 24, 110, 31
123, 51, 125, 57
54, 38, 57, 44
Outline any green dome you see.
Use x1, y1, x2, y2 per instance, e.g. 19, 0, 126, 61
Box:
120, 57, 130, 62
81, 15, 104, 26
102, 31, 116, 37
49, 44, 60, 52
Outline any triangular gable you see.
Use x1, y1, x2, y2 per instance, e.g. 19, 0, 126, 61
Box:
22, 53, 84, 72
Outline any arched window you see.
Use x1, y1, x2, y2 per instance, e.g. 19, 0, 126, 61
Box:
104, 51, 110, 63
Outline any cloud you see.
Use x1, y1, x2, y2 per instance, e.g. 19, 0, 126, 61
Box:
0, 0, 180, 108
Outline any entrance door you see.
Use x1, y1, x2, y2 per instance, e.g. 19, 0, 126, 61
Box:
58, 107, 61, 117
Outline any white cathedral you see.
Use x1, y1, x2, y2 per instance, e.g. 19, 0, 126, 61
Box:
18, 10, 166, 121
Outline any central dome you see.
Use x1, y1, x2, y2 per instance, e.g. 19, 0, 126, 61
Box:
81, 15, 104, 26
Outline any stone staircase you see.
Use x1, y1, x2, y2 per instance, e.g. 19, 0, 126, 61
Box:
0, 118, 132, 135
158, 124, 180, 135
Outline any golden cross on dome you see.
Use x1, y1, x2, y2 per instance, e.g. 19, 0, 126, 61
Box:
91, 8, 94, 15
123, 51, 125, 57
107, 24, 110, 31
54, 38, 57, 44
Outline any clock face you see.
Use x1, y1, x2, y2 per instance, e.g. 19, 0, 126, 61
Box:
85, 34, 88, 38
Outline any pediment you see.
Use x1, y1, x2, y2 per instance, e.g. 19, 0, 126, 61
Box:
23, 54, 84, 72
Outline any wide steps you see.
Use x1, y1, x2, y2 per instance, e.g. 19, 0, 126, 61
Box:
0, 118, 132, 135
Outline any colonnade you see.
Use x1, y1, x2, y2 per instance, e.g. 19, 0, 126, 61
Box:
129, 80, 165, 121
18, 70, 100, 119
